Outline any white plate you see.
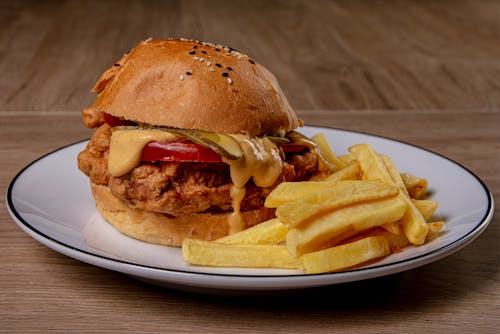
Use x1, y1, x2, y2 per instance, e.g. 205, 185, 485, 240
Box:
6, 126, 494, 292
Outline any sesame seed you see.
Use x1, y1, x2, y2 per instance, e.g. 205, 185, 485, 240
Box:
178, 38, 250, 60
189, 50, 196, 55
198, 58, 204, 62
227, 77, 233, 85
114, 63, 120, 67
227, 66, 233, 71
180, 75, 184, 81
215, 63, 222, 67
209, 68, 215, 72
249, 59, 255, 64
207, 61, 212, 66
222, 72, 229, 77
186, 71, 192, 75
193, 56, 199, 60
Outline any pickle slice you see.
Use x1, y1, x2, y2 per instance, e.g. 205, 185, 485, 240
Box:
172, 129, 243, 160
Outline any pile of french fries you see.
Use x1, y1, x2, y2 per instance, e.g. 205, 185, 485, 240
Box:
182, 134, 445, 274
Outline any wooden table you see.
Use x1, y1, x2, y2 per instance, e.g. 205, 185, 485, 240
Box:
1, 1, 498, 332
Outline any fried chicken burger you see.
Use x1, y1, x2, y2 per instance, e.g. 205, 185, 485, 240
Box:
78, 38, 331, 246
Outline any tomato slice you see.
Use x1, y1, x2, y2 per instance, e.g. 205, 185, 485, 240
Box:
141, 141, 223, 163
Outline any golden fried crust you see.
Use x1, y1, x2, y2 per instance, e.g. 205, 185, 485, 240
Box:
77, 124, 111, 184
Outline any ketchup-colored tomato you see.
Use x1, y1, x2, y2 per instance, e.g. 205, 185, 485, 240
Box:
141, 141, 223, 163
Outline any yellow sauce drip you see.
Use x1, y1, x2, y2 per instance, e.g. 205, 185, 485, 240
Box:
222, 136, 283, 233
108, 129, 179, 177
228, 185, 247, 234
223, 135, 283, 188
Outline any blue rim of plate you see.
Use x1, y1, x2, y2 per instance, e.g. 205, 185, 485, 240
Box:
6, 126, 495, 280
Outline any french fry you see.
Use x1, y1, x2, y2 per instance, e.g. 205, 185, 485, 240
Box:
381, 154, 409, 196
303, 236, 390, 274
380, 153, 431, 245
338, 153, 356, 165
368, 227, 410, 249
264, 181, 331, 208
324, 161, 360, 182
265, 163, 360, 208
401, 173, 428, 199
412, 199, 438, 220
400, 200, 429, 246
286, 196, 406, 257
276, 180, 399, 228
342, 227, 410, 249
311, 133, 347, 170
349, 144, 393, 184
426, 221, 445, 241
216, 218, 288, 245
182, 238, 303, 270
349, 143, 429, 245
380, 221, 401, 235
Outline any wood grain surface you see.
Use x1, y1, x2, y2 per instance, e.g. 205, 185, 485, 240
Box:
1, 1, 498, 333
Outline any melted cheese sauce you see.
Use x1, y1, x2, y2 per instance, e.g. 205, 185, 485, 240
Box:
223, 135, 283, 232
223, 135, 283, 188
228, 185, 247, 233
108, 129, 179, 177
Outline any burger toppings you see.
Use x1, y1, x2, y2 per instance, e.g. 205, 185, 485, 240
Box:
106, 125, 295, 187
107, 126, 245, 178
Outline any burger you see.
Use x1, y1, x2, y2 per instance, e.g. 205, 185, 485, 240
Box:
78, 38, 331, 246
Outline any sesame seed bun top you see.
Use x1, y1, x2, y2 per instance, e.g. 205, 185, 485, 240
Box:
85, 38, 301, 136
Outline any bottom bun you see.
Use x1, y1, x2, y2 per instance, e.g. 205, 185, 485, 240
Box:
90, 183, 275, 247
